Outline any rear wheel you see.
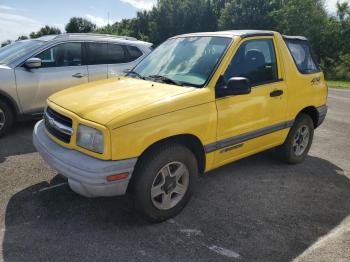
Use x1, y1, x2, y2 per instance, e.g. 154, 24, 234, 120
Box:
132, 143, 198, 222
277, 114, 314, 164
0, 100, 14, 137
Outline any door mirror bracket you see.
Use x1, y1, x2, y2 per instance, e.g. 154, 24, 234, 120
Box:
216, 77, 251, 98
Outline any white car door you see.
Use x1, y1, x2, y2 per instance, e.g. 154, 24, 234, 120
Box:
15, 42, 88, 113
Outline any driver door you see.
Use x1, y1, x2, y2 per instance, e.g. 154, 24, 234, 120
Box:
214, 37, 288, 166
15, 42, 88, 114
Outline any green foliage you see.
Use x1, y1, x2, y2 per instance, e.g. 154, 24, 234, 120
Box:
3, 0, 350, 80
97, 0, 218, 45
337, 1, 350, 21
65, 17, 96, 33
327, 53, 350, 80
327, 80, 350, 89
218, 0, 279, 30
93, 0, 350, 80
30, 26, 61, 38
1, 40, 12, 47
17, 35, 29, 40
272, 0, 328, 60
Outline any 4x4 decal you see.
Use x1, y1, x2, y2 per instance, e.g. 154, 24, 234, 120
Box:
311, 77, 321, 85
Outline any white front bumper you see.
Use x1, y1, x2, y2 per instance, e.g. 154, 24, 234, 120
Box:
33, 120, 137, 198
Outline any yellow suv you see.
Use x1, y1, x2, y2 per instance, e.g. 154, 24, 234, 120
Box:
33, 30, 328, 222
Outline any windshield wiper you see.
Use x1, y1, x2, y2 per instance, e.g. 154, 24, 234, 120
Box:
128, 70, 145, 80
148, 75, 184, 86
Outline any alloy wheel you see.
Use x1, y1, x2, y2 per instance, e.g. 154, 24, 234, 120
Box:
151, 161, 189, 210
292, 125, 310, 156
0, 108, 6, 131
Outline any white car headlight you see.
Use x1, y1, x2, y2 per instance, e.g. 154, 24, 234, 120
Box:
77, 124, 104, 154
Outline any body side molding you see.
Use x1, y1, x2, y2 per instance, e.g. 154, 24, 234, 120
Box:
205, 120, 294, 153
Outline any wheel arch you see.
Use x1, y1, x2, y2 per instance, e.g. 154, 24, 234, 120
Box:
133, 133, 206, 176
297, 106, 319, 128
0, 90, 20, 118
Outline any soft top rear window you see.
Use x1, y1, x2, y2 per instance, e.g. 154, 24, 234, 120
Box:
284, 38, 320, 74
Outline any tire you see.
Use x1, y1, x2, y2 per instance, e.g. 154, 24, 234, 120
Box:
277, 114, 314, 164
0, 100, 14, 138
132, 143, 198, 223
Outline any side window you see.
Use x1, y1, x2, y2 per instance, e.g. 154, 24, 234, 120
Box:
284, 39, 319, 74
108, 44, 126, 64
224, 39, 278, 86
37, 42, 82, 67
86, 42, 108, 65
126, 45, 143, 61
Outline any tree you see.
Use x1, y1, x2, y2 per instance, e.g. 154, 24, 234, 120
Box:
143, 0, 219, 44
30, 26, 61, 38
17, 35, 28, 40
97, 0, 222, 45
85, 0, 350, 79
329, 53, 350, 79
336, 1, 349, 21
65, 17, 97, 33
1, 40, 12, 47
218, 0, 280, 30
272, 0, 328, 59
213, 0, 229, 16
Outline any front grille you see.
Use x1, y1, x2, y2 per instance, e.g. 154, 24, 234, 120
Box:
46, 107, 72, 126
44, 107, 73, 143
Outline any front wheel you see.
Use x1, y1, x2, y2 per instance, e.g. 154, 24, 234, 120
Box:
277, 114, 314, 164
132, 144, 198, 223
0, 100, 14, 137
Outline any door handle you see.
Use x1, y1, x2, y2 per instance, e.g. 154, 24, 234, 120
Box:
270, 90, 283, 97
72, 73, 86, 78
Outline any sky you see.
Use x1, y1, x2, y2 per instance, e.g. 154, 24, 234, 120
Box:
0, 0, 342, 42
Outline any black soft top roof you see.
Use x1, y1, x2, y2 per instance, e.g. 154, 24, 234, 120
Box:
176, 30, 308, 41
283, 35, 308, 41
225, 30, 274, 38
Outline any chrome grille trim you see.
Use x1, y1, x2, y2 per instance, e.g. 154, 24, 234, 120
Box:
44, 107, 73, 143
44, 112, 74, 135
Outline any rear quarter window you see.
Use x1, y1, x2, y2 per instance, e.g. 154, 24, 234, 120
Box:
284, 39, 320, 74
126, 45, 143, 62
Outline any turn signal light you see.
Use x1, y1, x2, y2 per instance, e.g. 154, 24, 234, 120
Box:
106, 173, 129, 182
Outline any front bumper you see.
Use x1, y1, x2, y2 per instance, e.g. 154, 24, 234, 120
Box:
33, 120, 137, 198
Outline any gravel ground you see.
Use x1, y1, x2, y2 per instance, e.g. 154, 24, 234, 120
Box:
0, 88, 349, 262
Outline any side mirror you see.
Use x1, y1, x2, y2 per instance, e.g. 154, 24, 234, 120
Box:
216, 77, 251, 98
24, 57, 42, 69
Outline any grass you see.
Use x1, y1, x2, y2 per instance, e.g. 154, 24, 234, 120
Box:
327, 80, 350, 89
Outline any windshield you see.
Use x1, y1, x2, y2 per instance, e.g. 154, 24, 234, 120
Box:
131, 36, 232, 87
0, 40, 46, 65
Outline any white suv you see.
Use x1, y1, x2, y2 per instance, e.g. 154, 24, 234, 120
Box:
0, 33, 153, 136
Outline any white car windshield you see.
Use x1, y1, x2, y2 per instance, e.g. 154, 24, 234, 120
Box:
131, 36, 232, 87
0, 40, 46, 65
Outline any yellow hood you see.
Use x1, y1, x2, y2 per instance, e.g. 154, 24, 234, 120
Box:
48, 77, 199, 126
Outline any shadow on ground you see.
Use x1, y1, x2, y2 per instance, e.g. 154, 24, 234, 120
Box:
0, 121, 37, 163
2, 152, 350, 261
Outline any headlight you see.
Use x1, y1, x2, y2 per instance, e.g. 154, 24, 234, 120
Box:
77, 124, 104, 154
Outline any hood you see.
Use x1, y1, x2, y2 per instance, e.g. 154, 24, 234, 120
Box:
49, 77, 198, 125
